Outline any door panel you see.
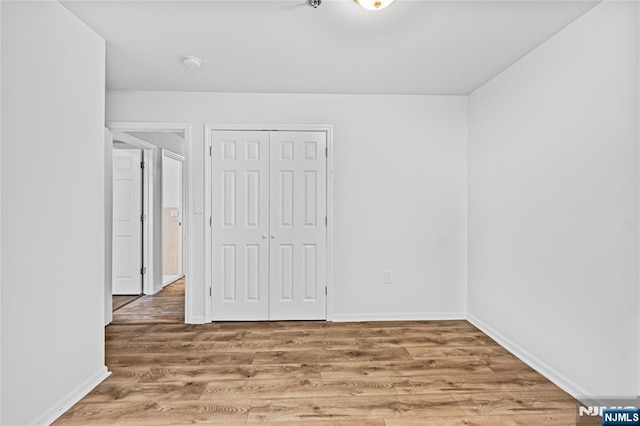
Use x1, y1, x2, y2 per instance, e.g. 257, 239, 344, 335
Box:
269, 131, 327, 320
211, 131, 270, 320
112, 149, 142, 295
210, 130, 327, 321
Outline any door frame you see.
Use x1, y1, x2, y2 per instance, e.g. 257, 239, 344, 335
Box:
161, 149, 186, 281
107, 122, 193, 323
105, 129, 114, 326
204, 124, 334, 323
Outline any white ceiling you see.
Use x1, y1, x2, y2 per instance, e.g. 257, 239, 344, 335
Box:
62, 0, 599, 95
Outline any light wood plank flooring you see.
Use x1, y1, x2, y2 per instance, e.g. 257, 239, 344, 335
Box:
112, 295, 142, 311
56, 318, 582, 425
112, 279, 185, 324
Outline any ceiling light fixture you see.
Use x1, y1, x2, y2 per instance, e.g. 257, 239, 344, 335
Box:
355, 0, 394, 11
182, 56, 202, 69
308, 0, 321, 8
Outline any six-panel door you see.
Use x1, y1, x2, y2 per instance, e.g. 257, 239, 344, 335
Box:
211, 131, 270, 320
113, 148, 143, 295
269, 132, 327, 320
211, 130, 327, 321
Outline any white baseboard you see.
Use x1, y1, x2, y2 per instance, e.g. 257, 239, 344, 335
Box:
186, 315, 206, 324
331, 312, 466, 322
30, 365, 110, 426
466, 312, 594, 406
104, 309, 113, 327
144, 284, 162, 296
162, 275, 183, 288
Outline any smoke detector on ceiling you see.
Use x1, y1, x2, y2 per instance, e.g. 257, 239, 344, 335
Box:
182, 56, 202, 69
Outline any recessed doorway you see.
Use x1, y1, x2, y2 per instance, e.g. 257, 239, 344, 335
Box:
106, 122, 191, 325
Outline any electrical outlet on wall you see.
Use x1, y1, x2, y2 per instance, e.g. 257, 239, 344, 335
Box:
383, 270, 392, 284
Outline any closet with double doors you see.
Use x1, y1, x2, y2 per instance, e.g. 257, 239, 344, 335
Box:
210, 130, 328, 321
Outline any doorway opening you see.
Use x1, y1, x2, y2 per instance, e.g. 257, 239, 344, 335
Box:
161, 149, 185, 288
106, 123, 191, 325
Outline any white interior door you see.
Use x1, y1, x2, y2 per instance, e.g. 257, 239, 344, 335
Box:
113, 148, 143, 295
211, 130, 327, 321
161, 152, 184, 280
211, 131, 270, 320
269, 131, 327, 320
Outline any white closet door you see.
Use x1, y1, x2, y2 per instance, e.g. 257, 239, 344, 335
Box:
113, 149, 143, 295
211, 131, 270, 320
269, 131, 327, 320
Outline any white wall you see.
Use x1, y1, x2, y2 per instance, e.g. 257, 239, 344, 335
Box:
468, 0, 639, 399
106, 92, 468, 322
163, 155, 182, 208
1, 2, 108, 424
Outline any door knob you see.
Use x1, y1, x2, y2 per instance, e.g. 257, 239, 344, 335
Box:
271, 233, 276, 239
262, 234, 267, 239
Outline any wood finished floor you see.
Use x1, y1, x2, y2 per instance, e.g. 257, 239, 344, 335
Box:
56, 317, 582, 424
111, 279, 185, 324
113, 294, 142, 311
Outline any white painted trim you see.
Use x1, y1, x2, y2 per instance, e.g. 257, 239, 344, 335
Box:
107, 122, 196, 323
332, 312, 467, 322
204, 125, 213, 323
162, 149, 185, 163
637, 0, 640, 398
163, 274, 183, 287
325, 126, 335, 321
204, 124, 334, 323
108, 122, 191, 133
104, 129, 113, 326
205, 124, 333, 132
189, 315, 206, 324
466, 313, 595, 406
463, 101, 469, 317
142, 150, 154, 295
1, 3, 4, 417
112, 131, 157, 151
30, 366, 110, 426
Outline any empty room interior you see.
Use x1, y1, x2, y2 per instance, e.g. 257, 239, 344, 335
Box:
1, 0, 639, 424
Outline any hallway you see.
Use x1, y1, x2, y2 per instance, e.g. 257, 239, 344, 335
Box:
112, 279, 185, 324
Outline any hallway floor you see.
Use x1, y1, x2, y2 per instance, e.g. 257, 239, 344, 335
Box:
112, 278, 185, 324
